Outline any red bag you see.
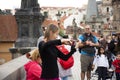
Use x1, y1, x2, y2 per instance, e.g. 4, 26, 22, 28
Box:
56, 45, 74, 69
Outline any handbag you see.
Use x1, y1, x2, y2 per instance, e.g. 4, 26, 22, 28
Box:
56, 45, 74, 69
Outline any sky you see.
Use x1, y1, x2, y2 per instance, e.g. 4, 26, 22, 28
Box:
0, 0, 89, 10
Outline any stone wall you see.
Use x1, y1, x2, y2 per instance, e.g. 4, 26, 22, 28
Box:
0, 55, 29, 80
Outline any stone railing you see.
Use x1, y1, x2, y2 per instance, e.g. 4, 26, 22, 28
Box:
0, 55, 29, 80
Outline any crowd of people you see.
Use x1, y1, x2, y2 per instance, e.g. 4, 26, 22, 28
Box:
24, 24, 120, 80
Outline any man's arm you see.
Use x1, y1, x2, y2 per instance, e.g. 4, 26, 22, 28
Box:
75, 35, 86, 48
89, 36, 99, 47
89, 42, 99, 47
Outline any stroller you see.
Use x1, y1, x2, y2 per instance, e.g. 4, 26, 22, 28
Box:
106, 69, 114, 79
91, 68, 114, 80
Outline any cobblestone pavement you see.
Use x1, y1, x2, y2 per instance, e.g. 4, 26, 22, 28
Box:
71, 51, 81, 80
69, 50, 116, 80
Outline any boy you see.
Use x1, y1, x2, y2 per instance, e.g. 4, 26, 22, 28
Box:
112, 51, 120, 80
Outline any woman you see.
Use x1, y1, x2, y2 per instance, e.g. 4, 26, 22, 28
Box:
38, 24, 76, 80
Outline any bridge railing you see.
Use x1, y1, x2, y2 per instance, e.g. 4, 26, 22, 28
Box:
0, 55, 29, 80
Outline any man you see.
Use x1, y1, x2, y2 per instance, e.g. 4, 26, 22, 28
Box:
76, 25, 99, 80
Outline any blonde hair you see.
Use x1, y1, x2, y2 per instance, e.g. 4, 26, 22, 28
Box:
30, 48, 40, 61
44, 24, 59, 41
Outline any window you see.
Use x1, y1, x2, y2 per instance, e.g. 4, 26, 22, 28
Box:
98, 25, 101, 29
107, 7, 109, 12
106, 18, 109, 22
92, 25, 94, 29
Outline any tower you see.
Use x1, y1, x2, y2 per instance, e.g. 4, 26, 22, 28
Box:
86, 0, 98, 21
85, 0, 103, 35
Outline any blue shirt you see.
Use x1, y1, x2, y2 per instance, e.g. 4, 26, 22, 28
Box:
78, 34, 98, 56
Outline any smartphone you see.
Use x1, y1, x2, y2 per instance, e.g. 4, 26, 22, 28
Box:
72, 40, 76, 46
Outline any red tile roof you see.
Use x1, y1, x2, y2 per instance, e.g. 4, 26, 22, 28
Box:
91, 32, 100, 37
0, 15, 18, 42
42, 15, 68, 30
42, 19, 58, 27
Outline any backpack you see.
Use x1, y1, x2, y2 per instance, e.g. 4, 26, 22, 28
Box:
56, 45, 74, 69
79, 33, 96, 54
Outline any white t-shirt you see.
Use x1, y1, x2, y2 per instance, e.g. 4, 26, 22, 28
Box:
93, 54, 109, 68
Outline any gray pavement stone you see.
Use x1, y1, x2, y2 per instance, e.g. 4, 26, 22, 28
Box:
71, 51, 81, 80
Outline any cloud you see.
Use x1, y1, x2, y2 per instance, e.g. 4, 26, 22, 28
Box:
0, 0, 88, 10
0, 0, 21, 9
39, 0, 88, 8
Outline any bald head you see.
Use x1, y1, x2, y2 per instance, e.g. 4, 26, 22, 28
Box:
85, 25, 91, 33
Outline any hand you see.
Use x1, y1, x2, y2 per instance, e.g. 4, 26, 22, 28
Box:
75, 42, 79, 48
26, 53, 31, 59
92, 65, 95, 70
89, 42, 94, 46
61, 39, 72, 45
75, 41, 85, 48
85, 41, 90, 45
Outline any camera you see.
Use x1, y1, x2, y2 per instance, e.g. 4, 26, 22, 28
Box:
71, 40, 77, 46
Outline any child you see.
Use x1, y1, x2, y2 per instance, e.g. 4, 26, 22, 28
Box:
93, 46, 109, 80
57, 35, 73, 80
57, 44, 73, 80
112, 51, 120, 80
24, 48, 42, 80
38, 24, 76, 80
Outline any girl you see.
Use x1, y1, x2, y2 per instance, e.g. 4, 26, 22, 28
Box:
24, 48, 42, 80
38, 24, 76, 80
93, 46, 109, 80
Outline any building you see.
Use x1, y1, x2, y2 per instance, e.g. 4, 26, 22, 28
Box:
101, 0, 117, 36
112, 0, 120, 33
0, 15, 18, 64
101, 0, 113, 23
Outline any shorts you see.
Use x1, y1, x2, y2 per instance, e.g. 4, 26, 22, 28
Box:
80, 54, 94, 72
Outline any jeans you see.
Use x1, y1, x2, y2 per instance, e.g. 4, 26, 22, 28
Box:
116, 72, 120, 80
61, 76, 68, 80
97, 67, 107, 80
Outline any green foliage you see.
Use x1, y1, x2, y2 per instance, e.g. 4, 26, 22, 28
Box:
59, 29, 65, 37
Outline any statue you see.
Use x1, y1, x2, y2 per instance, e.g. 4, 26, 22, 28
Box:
30, 0, 38, 7
21, 0, 38, 9
21, 0, 27, 9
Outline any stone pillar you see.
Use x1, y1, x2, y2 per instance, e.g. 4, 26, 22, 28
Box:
9, 47, 32, 59
9, 0, 44, 58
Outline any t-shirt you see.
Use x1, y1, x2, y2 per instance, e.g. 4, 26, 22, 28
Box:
78, 33, 98, 56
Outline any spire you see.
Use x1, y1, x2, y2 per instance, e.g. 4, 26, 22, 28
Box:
86, 0, 98, 21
